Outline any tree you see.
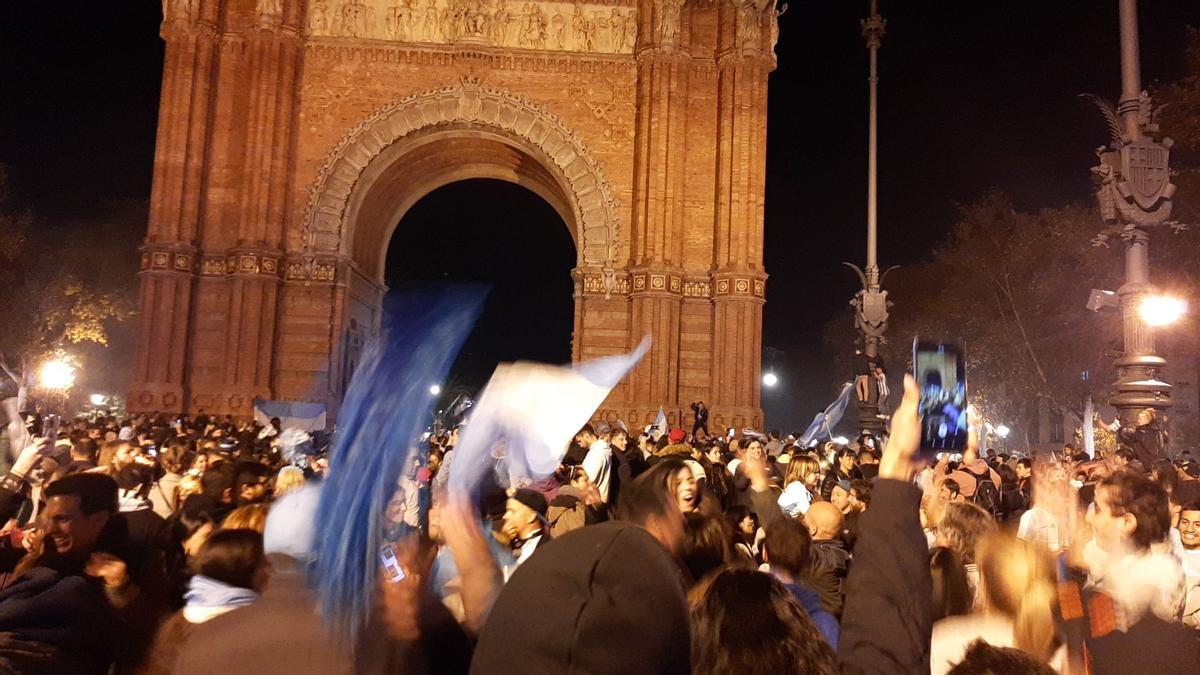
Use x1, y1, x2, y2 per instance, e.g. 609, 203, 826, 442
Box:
0, 165, 134, 410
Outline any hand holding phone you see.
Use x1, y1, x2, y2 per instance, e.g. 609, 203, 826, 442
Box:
379, 544, 406, 583
912, 339, 968, 458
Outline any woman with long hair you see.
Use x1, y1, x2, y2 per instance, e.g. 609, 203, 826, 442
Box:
930, 532, 1062, 674
690, 568, 839, 675
778, 455, 821, 517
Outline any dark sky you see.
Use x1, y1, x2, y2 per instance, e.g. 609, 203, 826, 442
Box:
1, 1, 1198, 429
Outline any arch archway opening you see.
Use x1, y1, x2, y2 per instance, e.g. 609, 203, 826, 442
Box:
383, 178, 576, 395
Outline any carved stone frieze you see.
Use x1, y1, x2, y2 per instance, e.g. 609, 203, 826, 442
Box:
301, 80, 622, 269
712, 273, 766, 300
308, 0, 637, 55
285, 256, 341, 283
140, 246, 196, 274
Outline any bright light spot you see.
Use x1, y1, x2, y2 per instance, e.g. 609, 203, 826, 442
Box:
39, 359, 76, 391
762, 372, 779, 387
89, 394, 107, 406
429, 384, 442, 396
995, 424, 1011, 439
831, 436, 850, 445
1139, 295, 1187, 327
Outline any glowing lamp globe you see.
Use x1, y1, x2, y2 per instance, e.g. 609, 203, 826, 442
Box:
39, 359, 76, 391
762, 372, 779, 387
1139, 295, 1187, 327
995, 424, 1011, 439
429, 384, 442, 396
89, 393, 108, 406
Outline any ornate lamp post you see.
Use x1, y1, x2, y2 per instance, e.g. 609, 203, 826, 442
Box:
845, 0, 892, 436
1086, 0, 1177, 429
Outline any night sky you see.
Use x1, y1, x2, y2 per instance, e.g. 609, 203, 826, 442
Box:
2, 1, 1198, 429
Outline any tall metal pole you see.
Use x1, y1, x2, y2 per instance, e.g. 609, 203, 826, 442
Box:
1088, 0, 1175, 430
848, 0, 888, 436
865, 0, 880, 278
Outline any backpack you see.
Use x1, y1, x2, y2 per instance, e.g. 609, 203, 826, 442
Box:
964, 466, 1001, 517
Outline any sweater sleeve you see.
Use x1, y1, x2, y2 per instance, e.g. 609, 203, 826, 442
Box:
837, 479, 932, 675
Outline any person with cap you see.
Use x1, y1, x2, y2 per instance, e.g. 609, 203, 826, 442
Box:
502, 488, 551, 572
652, 428, 692, 461
470, 460, 690, 675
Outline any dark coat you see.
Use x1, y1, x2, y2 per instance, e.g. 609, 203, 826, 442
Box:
471, 520, 690, 675
173, 555, 354, 675
837, 480, 932, 675
808, 539, 850, 618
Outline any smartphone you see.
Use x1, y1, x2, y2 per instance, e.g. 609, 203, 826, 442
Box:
379, 544, 406, 583
912, 339, 968, 457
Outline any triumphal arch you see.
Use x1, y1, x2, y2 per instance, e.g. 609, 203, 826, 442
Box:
131, 0, 775, 430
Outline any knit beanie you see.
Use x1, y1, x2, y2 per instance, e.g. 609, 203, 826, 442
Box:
471, 520, 690, 675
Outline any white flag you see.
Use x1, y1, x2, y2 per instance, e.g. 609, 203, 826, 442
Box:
448, 337, 651, 496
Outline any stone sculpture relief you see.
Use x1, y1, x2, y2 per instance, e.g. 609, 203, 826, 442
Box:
652, 0, 684, 46
308, 0, 638, 54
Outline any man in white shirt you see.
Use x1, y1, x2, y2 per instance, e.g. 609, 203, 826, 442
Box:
575, 424, 613, 504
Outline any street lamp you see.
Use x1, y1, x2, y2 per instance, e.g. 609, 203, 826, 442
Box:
89, 393, 108, 407
1138, 295, 1187, 327
1085, 0, 1178, 428
429, 384, 442, 396
844, 0, 894, 437
762, 372, 779, 388
995, 424, 1011, 439
38, 358, 76, 391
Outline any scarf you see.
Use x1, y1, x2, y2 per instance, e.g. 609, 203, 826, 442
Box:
185, 574, 259, 610
118, 489, 152, 513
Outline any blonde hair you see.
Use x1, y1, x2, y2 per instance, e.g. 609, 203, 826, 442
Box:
176, 474, 203, 505
784, 455, 820, 486
274, 466, 306, 498
221, 503, 269, 533
977, 533, 1058, 662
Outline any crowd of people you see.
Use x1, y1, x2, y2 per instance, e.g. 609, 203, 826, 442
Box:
0, 375, 1197, 673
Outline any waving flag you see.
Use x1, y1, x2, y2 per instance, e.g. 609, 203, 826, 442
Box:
448, 337, 651, 497
650, 406, 667, 439
312, 285, 486, 643
800, 382, 854, 447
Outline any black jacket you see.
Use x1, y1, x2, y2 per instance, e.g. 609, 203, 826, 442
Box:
838, 480, 932, 675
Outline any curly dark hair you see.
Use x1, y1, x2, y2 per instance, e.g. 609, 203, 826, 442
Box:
691, 568, 838, 675
1098, 470, 1171, 550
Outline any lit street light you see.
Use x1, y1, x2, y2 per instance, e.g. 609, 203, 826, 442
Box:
39, 358, 76, 391
762, 372, 779, 388
429, 384, 442, 396
995, 424, 1011, 439
1138, 295, 1187, 327
89, 393, 108, 406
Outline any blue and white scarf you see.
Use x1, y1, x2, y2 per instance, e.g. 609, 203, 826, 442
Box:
185, 574, 259, 610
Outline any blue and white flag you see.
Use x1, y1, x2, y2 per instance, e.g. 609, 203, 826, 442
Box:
253, 399, 327, 432
312, 285, 486, 643
800, 382, 854, 447
448, 337, 650, 497
651, 406, 667, 439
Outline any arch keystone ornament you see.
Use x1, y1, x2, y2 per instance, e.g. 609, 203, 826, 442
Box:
131, 0, 775, 431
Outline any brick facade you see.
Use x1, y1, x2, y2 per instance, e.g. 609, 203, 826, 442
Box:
132, 0, 775, 431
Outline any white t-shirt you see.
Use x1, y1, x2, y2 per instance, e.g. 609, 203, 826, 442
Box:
1017, 507, 1060, 553
582, 439, 612, 503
